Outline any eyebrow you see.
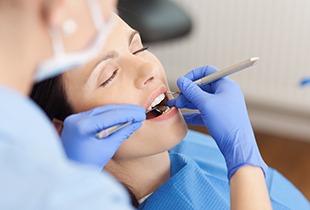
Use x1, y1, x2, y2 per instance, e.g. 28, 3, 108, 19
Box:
93, 30, 139, 70
94, 51, 118, 67
83, 51, 117, 83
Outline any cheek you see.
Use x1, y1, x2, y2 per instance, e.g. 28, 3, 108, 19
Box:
97, 88, 142, 106
151, 55, 168, 85
76, 94, 143, 114
66, 89, 99, 113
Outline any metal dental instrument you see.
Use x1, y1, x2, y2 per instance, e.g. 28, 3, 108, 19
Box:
96, 107, 163, 139
166, 57, 259, 95
96, 121, 132, 139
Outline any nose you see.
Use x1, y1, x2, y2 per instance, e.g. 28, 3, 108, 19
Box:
133, 59, 159, 89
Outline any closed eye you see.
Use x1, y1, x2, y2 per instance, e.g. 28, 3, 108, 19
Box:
133, 46, 149, 55
100, 47, 148, 88
100, 69, 118, 87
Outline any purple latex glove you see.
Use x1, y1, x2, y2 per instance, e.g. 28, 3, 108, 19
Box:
168, 66, 267, 180
61, 104, 146, 171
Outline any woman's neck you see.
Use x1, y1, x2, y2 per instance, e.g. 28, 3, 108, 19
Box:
105, 151, 171, 200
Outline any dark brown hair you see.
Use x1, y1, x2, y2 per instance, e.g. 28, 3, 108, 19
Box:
31, 75, 73, 121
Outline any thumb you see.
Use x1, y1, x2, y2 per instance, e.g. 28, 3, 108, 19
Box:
177, 77, 211, 109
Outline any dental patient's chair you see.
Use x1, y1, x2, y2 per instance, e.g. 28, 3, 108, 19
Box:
170, 130, 310, 209
118, 0, 192, 43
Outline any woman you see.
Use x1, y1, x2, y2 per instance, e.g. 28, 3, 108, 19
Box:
31, 15, 309, 209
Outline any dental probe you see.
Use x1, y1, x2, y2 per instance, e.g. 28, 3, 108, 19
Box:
96, 121, 132, 139
166, 57, 259, 95
96, 107, 161, 139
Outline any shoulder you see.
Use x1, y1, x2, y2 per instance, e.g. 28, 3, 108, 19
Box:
0, 85, 61, 154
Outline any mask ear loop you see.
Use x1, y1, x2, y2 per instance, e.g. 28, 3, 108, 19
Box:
62, 19, 77, 35
84, 0, 117, 53
42, 0, 74, 59
88, 0, 105, 31
34, 0, 117, 83
50, 0, 103, 59
52, 0, 114, 61
49, 28, 65, 59
48, 0, 104, 61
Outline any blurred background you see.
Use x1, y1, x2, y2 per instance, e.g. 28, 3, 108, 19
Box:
118, 0, 310, 200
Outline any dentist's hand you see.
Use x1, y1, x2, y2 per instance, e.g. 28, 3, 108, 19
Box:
168, 66, 267, 180
60, 104, 146, 171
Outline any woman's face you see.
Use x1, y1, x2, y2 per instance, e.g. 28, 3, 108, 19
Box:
62, 15, 187, 160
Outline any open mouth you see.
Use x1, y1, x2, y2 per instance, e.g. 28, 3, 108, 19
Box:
146, 93, 171, 120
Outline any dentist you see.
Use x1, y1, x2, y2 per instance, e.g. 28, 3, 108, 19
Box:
0, 0, 145, 209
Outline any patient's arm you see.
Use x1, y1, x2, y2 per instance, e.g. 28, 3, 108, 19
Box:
230, 165, 272, 210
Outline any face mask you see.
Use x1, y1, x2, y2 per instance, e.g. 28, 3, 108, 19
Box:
34, 0, 115, 83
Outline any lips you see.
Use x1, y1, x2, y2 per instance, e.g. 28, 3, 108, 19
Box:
146, 93, 172, 120
144, 85, 179, 120
145, 86, 167, 111
147, 106, 177, 121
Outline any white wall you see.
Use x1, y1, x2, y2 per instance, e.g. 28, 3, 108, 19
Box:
150, 0, 310, 142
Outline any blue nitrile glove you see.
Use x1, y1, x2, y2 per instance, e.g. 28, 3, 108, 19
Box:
168, 66, 267, 180
60, 104, 146, 171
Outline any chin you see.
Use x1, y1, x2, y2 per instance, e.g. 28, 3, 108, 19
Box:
112, 109, 188, 160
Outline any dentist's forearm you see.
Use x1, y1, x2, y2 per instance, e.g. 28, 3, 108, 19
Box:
230, 165, 272, 210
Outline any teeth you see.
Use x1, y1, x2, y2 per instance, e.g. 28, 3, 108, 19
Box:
147, 93, 165, 111
163, 106, 170, 113
156, 105, 170, 114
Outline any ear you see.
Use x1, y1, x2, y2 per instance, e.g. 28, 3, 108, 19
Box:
52, 118, 64, 137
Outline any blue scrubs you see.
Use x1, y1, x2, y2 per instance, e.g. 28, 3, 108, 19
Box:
0, 86, 133, 210
138, 130, 310, 210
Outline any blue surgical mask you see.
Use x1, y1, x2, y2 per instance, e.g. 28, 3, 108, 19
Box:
34, 0, 115, 83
